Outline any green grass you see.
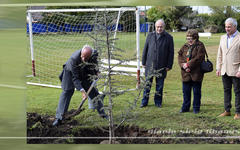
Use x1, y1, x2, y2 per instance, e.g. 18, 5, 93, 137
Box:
26, 31, 240, 136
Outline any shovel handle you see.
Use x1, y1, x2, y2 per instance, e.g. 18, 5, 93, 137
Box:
76, 78, 99, 110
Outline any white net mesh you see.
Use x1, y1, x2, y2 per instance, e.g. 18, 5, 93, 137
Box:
26, 8, 138, 87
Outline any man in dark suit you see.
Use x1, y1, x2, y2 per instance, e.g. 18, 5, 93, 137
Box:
52, 45, 108, 126
141, 19, 174, 108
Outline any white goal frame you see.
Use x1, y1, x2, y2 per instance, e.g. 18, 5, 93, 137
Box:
27, 7, 141, 88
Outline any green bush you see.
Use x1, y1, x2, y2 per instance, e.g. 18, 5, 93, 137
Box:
204, 25, 219, 33
206, 14, 226, 33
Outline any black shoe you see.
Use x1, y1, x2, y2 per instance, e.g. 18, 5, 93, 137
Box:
103, 115, 109, 120
155, 104, 162, 108
52, 119, 62, 126
100, 113, 109, 120
179, 109, 189, 113
140, 104, 147, 108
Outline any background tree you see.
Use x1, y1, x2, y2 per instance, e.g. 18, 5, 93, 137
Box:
146, 6, 193, 31
167, 6, 193, 31
146, 6, 171, 30
208, 6, 240, 32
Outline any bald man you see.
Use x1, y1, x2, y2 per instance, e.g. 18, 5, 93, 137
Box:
141, 19, 174, 108
52, 45, 108, 126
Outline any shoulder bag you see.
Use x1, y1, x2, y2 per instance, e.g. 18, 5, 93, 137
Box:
201, 49, 213, 73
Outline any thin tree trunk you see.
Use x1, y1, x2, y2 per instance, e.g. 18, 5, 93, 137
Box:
104, 13, 114, 144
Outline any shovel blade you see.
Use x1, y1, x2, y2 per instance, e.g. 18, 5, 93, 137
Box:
64, 108, 85, 120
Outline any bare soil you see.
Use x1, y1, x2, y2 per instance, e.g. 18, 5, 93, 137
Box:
27, 112, 240, 144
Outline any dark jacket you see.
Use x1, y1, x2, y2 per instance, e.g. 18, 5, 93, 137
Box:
178, 40, 206, 82
59, 49, 99, 91
142, 31, 174, 77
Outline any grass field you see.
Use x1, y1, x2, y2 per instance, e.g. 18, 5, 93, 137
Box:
26, 30, 240, 137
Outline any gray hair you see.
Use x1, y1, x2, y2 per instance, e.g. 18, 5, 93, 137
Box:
225, 17, 238, 27
82, 44, 93, 51
155, 19, 165, 26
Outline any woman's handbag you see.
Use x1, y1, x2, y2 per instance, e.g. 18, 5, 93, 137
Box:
201, 50, 213, 73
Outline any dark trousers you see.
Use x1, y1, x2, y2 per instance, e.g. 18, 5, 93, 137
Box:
55, 80, 105, 120
181, 81, 202, 112
222, 74, 240, 113
141, 76, 165, 106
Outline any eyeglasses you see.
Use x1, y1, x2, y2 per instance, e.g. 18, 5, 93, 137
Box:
186, 37, 194, 41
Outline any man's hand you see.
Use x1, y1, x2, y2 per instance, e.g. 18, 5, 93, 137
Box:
216, 70, 221, 77
185, 68, 190, 72
182, 63, 188, 70
166, 68, 170, 71
142, 65, 146, 68
81, 90, 87, 100
236, 71, 240, 78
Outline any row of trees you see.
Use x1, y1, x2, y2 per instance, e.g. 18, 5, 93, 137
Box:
146, 6, 240, 33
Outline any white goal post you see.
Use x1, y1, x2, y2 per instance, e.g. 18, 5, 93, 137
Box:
26, 7, 141, 88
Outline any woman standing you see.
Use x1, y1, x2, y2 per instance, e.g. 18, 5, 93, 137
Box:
178, 29, 206, 114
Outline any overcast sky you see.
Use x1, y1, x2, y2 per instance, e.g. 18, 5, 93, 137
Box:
137, 6, 212, 14
192, 6, 212, 14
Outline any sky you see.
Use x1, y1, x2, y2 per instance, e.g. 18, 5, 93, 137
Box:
192, 6, 212, 14
137, 6, 212, 14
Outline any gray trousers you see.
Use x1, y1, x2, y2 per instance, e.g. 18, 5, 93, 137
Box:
55, 87, 106, 120
55, 89, 74, 120
222, 74, 240, 113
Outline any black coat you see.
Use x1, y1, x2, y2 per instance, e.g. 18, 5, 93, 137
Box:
142, 31, 174, 77
59, 50, 99, 91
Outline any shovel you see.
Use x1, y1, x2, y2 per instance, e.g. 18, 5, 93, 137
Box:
64, 78, 99, 119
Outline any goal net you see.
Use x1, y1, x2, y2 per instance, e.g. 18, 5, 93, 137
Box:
26, 7, 140, 88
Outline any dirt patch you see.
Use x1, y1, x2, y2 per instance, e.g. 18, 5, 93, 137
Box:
27, 112, 240, 144
27, 112, 149, 144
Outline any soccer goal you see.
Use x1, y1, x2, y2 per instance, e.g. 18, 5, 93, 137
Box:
26, 7, 141, 88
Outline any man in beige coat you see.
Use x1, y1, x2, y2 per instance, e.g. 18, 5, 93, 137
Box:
216, 17, 240, 120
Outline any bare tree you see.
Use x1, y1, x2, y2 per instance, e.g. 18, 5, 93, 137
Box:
87, 11, 142, 144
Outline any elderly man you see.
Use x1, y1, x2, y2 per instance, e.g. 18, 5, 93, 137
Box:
216, 18, 240, 120
52, 45, 107, 126
140, 19, 174, 108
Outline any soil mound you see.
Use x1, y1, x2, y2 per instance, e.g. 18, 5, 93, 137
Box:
27, 112, 240, 144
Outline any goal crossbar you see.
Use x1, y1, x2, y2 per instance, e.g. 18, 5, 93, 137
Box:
27, 7, 136, 13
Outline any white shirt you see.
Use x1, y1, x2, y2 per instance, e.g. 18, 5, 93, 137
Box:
227, 30, 238, 48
